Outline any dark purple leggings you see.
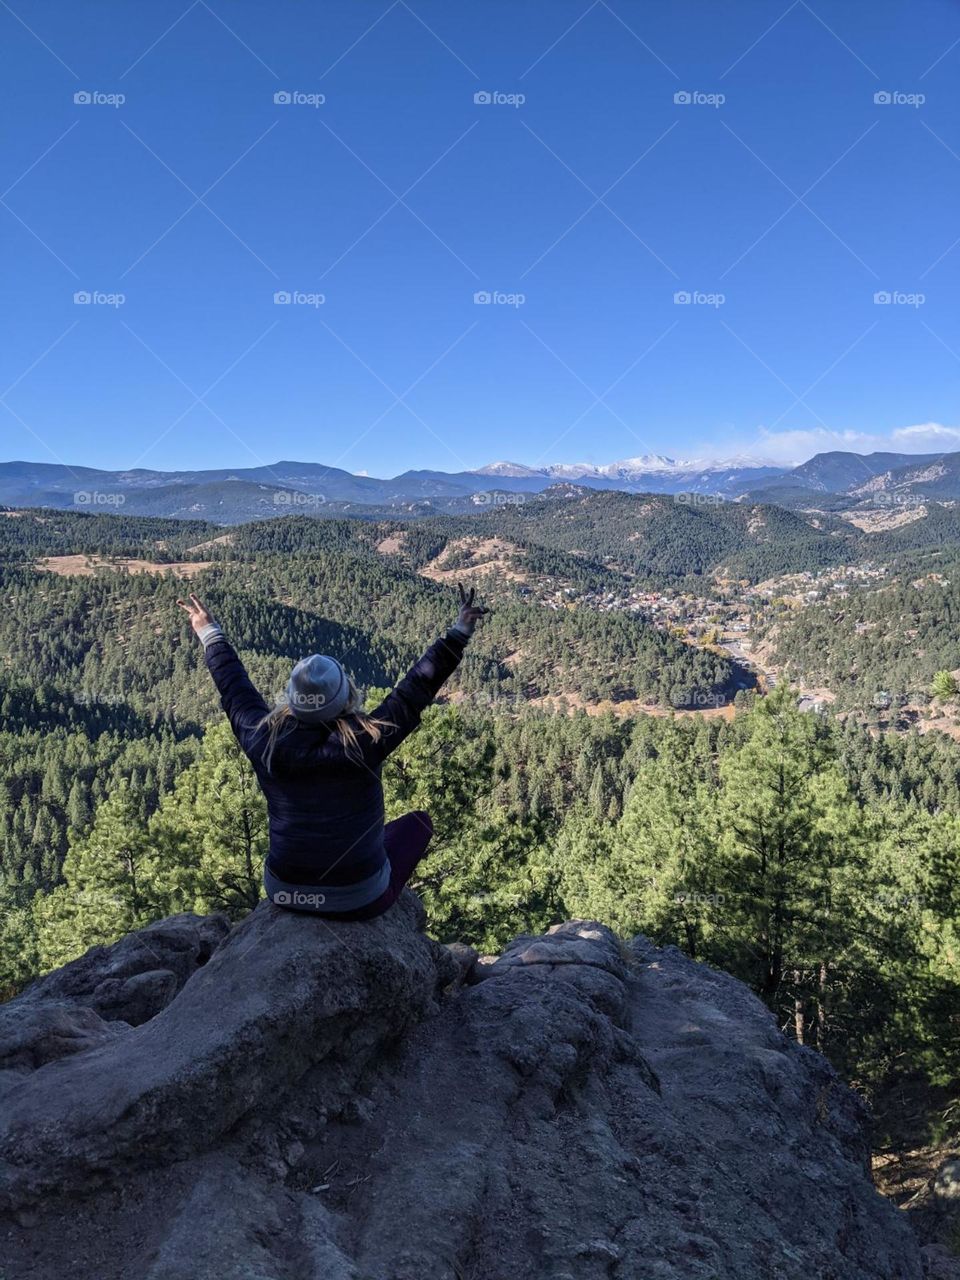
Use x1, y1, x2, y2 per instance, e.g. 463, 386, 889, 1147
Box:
316, 810, 434, 921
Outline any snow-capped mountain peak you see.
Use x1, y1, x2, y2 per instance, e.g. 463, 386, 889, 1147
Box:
477, 454, 784, 480
474, 461, 545, 477
606, 454, 677, 471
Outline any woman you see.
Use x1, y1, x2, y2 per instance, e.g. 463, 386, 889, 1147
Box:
176, 585, 487, 920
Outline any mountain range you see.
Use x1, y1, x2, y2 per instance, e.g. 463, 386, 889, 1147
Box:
1, 449, 958, 523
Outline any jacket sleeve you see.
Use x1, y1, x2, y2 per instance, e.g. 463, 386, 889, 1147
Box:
203, 634, 271, 759
367, 629, 469, 760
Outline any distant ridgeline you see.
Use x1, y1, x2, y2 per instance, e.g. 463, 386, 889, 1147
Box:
2, 500, 960, 1147
5, 447, 960, 519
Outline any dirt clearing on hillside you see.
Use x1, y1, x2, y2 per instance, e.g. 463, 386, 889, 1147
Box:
376, 532, 407, 555
419, 537, 528, 584
36, 555, 213, 579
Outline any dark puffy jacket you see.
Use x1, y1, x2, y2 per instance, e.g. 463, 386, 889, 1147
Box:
204, 629, 469, 886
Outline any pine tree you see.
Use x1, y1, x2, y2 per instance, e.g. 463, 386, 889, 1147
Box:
66, 777, 90, 833
149, 720, 267, 917
931, 670, 958, 701
615, 722, 720, 958
713, 684, 865, 1043
34, 782, 155, 971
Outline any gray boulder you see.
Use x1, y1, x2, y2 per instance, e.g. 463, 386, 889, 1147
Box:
0, 901, 926, 1280
0, 913, 231, 1084
21, 912, 231, 1024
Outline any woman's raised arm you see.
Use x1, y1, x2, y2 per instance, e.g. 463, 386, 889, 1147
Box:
367, 583, 488, 759
177, 593, 269, 755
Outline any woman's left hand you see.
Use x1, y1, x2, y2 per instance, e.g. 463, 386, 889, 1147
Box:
177, 593, 215, 636
456, 582, 489, 635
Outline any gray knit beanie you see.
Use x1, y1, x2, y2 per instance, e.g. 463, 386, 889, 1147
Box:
285, 654, 351, 724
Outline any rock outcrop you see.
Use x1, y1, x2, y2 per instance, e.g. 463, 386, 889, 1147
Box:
0, 913, 231, 1075
0, 895, 933, 1279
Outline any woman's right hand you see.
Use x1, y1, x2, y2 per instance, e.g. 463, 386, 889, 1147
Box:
455, 583, 489, 635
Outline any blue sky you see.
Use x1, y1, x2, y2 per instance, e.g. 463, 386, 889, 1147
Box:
2, 0, 959, 476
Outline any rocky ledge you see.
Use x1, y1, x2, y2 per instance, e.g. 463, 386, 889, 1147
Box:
0, 893, 939, 1279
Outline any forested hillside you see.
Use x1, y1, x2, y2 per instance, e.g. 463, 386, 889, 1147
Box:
2, 502, 960, 1161
0, 506, 734, 984
764, 573, 960, 714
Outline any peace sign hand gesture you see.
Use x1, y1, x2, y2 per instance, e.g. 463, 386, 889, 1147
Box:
455, 582, 489, 636
176, 593, 215, 636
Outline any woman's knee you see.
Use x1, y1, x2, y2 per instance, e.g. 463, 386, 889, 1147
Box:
411, 809, 433, 835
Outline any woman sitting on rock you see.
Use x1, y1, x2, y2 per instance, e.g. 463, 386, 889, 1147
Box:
177, 585, 487, 920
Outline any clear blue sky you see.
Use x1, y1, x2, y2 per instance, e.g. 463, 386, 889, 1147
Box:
2, 0, 959, 475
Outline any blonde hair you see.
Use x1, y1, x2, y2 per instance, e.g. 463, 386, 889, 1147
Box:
256, 676, 393, 772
